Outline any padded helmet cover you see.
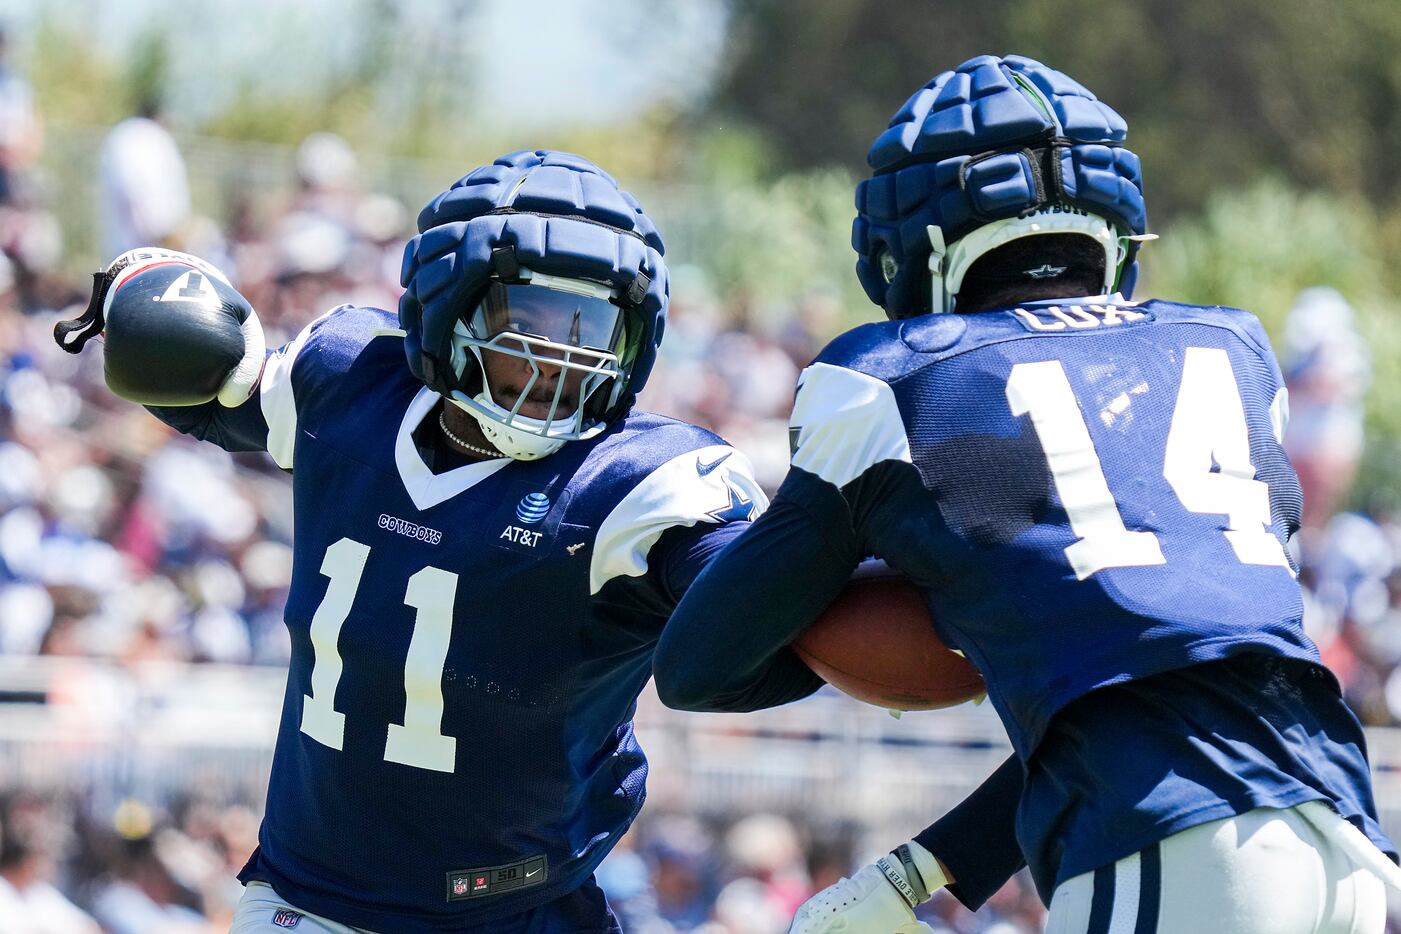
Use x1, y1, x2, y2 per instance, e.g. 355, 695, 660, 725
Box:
853, 54, 1148, 317
399, 150, 669, 417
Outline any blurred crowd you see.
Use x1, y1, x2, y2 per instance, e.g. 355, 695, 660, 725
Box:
0, 787, 1047, 934
597, 813, 1044, 934
0, 50, 1395, 930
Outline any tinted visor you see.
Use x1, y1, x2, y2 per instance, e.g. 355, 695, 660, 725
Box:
472, 282, 625, 354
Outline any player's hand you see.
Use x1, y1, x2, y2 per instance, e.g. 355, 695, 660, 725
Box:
788, 864, 934, 934
54, 248, 265, 407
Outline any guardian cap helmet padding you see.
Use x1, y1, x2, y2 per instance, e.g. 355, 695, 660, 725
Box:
400, 150, 668, 459
852, 54, 1149, 317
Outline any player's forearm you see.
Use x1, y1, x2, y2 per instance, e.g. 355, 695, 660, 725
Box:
146, 394, 271, 453
656, 514, 826, 711
663, 646, 824, 713
913, 753, 1027, 911
654, 492, 855, 711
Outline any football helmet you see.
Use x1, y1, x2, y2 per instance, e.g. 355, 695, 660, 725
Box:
400, 150, 668, 459
852, 54, 1151, 317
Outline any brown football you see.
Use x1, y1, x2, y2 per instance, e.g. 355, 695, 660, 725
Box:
793, 575, 985, 710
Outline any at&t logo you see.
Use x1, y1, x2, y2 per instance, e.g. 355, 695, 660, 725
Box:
516, 492, 551, 524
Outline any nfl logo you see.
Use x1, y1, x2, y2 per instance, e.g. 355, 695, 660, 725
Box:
272, 908, 301, 928
453, 878, 468, 896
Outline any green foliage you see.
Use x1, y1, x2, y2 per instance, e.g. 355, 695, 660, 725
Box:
1147, 181, 1383, 321
644, 168, 872, 318
123, 30, 169, 115
27, 20, 116, 126
715, 0, 1401, 220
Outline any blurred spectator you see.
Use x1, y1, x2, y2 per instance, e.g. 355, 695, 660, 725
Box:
98, 97, 191, 258
294, 131, 360, 226
0, 28, 41, 209
0, 794, 100, 934
720, 813, 808, 924
646, 815, 719, 930
88, 806, 207, 934
1282, 287, 1371, 531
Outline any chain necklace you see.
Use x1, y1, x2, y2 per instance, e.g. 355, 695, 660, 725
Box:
438, 412, 502, 459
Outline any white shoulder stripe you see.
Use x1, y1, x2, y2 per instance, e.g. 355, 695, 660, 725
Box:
258, 309, 335, 469
1269, 386, 1289, 446
590, 444, 768, 594
790, 362, 912, 488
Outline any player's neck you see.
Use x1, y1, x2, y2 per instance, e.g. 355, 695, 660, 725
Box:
437, 402, 502, 462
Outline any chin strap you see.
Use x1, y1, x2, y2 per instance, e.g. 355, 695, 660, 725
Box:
924, 227, 948, 317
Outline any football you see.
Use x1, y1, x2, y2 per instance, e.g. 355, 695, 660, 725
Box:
793, 573, 985, 711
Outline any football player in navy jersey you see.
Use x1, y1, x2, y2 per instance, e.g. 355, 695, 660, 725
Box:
655, 57, 1401, 933
53, 150, 846, 933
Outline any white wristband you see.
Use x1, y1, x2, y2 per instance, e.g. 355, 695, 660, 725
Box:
216, 307, 266, 407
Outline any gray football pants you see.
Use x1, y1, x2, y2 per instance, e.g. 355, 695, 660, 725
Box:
231, 882, 378, 934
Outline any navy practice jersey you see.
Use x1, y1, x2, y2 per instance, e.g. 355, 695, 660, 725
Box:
655, 295, 1393, 905
148, 305, 770, 931
782, 297, 1312, 755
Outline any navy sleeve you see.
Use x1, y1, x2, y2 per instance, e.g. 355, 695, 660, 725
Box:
658, 518, 747, 599
655, 464, 1029, 905
914, 754, 1027, 911
596, 521, 749, 620
140, 306, 346, 468
146, 380, 271, 455
654, 467, 857, 713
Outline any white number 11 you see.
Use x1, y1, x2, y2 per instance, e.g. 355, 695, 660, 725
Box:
300, 538, 459, 773
1007, 347, 1290, 580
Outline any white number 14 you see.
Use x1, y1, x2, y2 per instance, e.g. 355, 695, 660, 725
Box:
1006, 347, 1290, 580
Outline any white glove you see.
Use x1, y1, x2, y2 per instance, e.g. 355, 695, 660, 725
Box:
788, 841, 947, 933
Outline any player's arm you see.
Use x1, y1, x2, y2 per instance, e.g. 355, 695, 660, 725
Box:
588, 438, 826, 710
54, 248, 302, 468
653, 465, 861, 712
657, 473, 1030, 920
654, 505, 829, 711
652, 362, 1029, 922
653, 360, 899, 712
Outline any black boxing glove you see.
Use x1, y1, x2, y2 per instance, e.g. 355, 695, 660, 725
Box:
54, 248, 265, 407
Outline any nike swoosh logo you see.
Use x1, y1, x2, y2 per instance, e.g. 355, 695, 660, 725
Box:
696, 451, 732, 476
525, 868, 541, 878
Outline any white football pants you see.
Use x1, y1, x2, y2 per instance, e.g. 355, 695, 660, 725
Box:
1046, 802, 1398, 934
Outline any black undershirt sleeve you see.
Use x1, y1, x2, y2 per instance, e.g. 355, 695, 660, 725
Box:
146, 395, 272, 455
914, 753, 1027, 911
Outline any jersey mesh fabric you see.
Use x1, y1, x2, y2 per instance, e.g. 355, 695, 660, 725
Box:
195, 306, 746, 931
822, 302, 1313, 757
